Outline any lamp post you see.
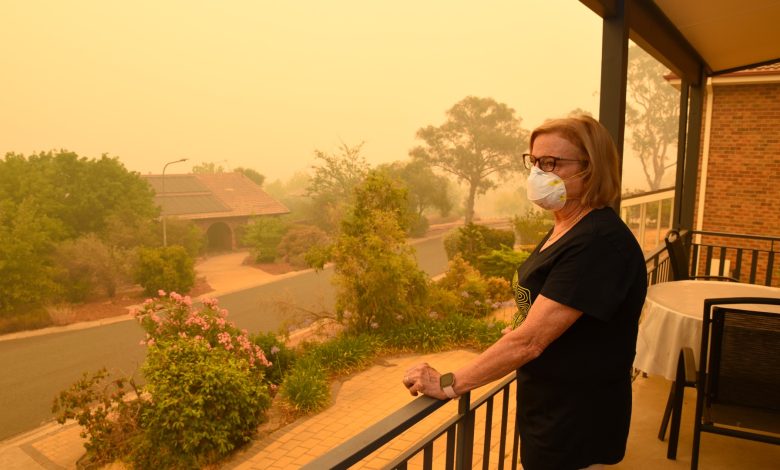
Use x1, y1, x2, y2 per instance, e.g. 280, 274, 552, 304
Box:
162, 158, 188, 247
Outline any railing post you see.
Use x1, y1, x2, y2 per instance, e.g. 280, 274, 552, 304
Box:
455, 392, 474, 470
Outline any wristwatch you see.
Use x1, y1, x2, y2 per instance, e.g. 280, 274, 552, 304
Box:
439, 372, 458, 399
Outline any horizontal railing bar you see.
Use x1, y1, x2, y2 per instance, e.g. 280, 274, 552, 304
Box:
692, 230, 780, 245
465, 373, 517, 411
301, 396, 449, 470
384, 408, 465, 468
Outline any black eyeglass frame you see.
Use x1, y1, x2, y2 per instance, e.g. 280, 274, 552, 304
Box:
522, 153, 587, 172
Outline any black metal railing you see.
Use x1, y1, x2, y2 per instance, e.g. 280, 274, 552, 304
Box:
687, 230, 779, 286
645, 242, 672, 287
301, 374, 519, 470
645, 229, 779, 288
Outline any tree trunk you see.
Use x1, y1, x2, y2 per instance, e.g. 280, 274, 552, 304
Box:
465, 184, 477, 225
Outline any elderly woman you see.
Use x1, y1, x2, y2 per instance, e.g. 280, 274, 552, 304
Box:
403, 115, 647, 470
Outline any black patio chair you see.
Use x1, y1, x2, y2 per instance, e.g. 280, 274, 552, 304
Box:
664, 230, 738, 282
665, 297, 780, 469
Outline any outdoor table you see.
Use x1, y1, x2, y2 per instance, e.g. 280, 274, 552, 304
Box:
633, 280, 780, 380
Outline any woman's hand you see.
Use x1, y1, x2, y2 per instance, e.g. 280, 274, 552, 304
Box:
402, 362, 448, 400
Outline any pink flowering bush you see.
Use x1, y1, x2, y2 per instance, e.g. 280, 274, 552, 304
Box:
134, 291, 270, 370
130, 292, 272, 468
54, 292, 273, 469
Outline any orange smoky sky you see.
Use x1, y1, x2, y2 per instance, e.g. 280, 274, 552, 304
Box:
1, 1, 652, 186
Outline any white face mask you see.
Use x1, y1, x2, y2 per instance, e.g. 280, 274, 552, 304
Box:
526, 166, 567, 210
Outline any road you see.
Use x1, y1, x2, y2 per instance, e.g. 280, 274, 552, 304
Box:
0, 235, 449, 441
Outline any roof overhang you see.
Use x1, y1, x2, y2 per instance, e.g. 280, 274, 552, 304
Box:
580, 0, 780, 84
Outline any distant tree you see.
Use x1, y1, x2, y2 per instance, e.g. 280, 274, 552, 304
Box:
0, 151, 158, 240
0, 151, 159, 312
568, 108, 594, 118
410, 96, 529, 224
0, 199, 61, 313
264, 172, 313, 223
381, 160, 453, 236
235, 167, 265, 186
626, 45, 679, 190
191, 162, 225, 174
306, 142, 370, 231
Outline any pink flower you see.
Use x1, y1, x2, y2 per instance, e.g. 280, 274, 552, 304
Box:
158, 289, 166, 297
270, 346, 280, 355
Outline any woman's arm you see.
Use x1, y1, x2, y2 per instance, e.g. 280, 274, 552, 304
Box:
403, 294, 582, 399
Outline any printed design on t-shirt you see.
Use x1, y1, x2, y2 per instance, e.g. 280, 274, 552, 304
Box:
511, 271, 531, 328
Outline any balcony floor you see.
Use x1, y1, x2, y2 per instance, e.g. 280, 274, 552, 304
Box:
617, 374, 779, 469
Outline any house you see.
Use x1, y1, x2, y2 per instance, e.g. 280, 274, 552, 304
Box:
142, 172, 289, 251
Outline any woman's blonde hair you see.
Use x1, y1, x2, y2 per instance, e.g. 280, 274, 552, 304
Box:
529, 114, 620, 208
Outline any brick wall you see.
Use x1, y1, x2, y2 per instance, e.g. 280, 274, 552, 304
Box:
693, 82, 780, 285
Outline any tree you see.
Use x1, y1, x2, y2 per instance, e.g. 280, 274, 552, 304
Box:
381, 160, 452, 236
0, 151, 158, 240
410, 96, 529, 224
330, 170, 427, 332
626, 45, 679, 190
306, 142, 370, 231
0, 151, 159, 312
235, 167, 265, 186
0, 199, 61, 313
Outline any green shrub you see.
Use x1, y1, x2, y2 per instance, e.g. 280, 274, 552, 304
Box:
434, 256, 511, 317
302, 333, 379, 376
443, 224, 515, 275
138, 338, 269, 469
377, 313, 506, 353
477, 246, 531, 281
133, 245, 195, 296
0, 307, 52, 335
276, 224, 330, 268
55, 294, 273, 469
379, 316, 447, 352
158, 218, 204, 257
280, 356, 330, 414
242, 216, 288, 263
408, 214, 430, 238
512, 209, 553, 246
54, 234, 131, 300
52, 369, 144, 469
440, 313, 506, 350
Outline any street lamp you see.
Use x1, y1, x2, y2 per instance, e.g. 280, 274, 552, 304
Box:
162, 158, 188, 247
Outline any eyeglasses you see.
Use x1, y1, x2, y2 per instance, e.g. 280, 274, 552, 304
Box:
522, 153, 586, 172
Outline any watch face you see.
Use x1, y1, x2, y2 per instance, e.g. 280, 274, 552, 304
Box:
440, 373, 454, 387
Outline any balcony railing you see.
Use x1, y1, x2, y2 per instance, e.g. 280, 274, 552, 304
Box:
302, 374, 519, 470
305, 230, 776, 468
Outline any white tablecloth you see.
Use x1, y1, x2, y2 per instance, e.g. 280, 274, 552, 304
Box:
633, 280, 780, 380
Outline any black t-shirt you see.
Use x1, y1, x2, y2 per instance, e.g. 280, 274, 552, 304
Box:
512, 207, 647, 469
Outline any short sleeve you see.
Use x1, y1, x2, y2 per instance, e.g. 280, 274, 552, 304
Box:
539, 235, 636, 322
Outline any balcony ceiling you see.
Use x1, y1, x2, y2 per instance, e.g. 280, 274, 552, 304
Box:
581, 0, 780, 79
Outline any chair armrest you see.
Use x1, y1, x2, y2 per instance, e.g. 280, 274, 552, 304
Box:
690, 275, 738, 282
680, 347, 697, 386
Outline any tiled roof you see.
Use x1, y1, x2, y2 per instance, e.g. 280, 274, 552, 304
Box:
142, 173, 289, 219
